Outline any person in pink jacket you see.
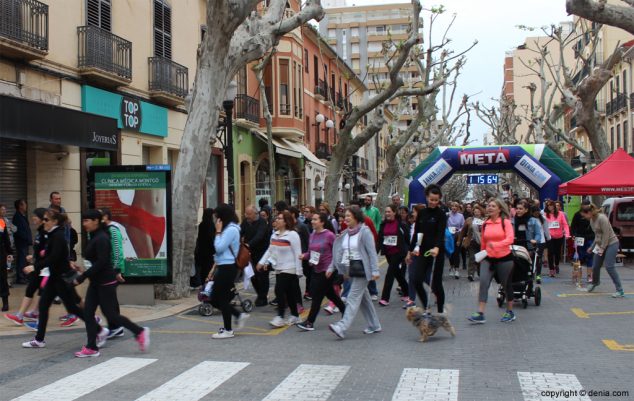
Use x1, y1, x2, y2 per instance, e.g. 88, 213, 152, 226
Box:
544, 200, 570, 277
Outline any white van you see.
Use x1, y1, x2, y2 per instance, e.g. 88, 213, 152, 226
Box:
601, 197, 634, 253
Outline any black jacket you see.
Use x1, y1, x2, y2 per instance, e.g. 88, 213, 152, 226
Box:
194, 222, 215, 270
79, 228, 116, 285
414, 207, 447, 253
240, 217, 268, 261
571, 211, 595, 240
295, 221, 310, 253
34, 226, 70, 278
378, 219, 410, 256
12, 211, 32, 247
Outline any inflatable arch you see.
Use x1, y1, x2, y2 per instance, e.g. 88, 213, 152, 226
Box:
408, 145, 579, 205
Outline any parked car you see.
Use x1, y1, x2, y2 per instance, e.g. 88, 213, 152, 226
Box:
602, 197, 634, 253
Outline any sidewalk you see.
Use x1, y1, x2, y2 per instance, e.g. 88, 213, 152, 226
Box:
0, 281, 199, 337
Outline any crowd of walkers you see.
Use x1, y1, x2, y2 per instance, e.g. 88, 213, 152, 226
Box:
1, 187, 627, 350
2, 192, 149, 357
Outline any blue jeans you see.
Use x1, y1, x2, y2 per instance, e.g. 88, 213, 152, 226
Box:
592, 242, 623, 292
576, 239, 594, 268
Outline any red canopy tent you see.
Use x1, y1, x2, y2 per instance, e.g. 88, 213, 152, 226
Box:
559, 148, 634, 195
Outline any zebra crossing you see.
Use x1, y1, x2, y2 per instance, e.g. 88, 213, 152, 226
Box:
9, 357, 594, 401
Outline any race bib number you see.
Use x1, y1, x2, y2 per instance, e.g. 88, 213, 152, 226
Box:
549, 221, 560, 229
309, 251, 321, 265
473, 218, 483, 227
39, 267, 50, 277
518, 224, 527, 232
341, 252, 350, 266
448, 227, 457, 234
575, 237, 585, 246
383, 235, 398, 246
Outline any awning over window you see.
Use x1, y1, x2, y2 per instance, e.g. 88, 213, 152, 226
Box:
252, 130, 325, 167
356, 176, 375, 187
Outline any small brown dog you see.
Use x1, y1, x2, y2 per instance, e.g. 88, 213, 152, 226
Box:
572, 261, 582, 287
405, 307, 456, 342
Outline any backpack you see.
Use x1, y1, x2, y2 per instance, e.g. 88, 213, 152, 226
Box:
444, 228, 455, 256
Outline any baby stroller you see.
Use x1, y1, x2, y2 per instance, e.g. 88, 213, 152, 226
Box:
496, 245, 541, 309
197, 282, 254, 316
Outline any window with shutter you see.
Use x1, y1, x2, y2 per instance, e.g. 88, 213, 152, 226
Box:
87, 0, 111, 31
154, 0, 172, 59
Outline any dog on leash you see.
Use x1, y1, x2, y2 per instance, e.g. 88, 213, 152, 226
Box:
405, 307, 456, 342
572, 261, 582, 287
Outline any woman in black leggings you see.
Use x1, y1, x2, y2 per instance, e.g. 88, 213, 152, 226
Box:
72, 209, 149, 357
411, 185, 447, 314
21, 209, 93, 349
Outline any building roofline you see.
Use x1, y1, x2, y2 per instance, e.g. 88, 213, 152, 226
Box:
325, 3, 412, 13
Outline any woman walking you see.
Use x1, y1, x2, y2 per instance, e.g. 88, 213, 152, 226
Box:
447, 202, 465, 279
194, 208, 215, 288
297, 213, 345, 331
378, 205, 410, 307
545, 200, 570, 276
459, 204, 485, 282
4, 208, 47, 325
72, 209, 149, 357
328, 206, 381, 339
21, 210, 96, 349
468, 198, 516, 324
582, 204, 625, 297
257, 211, 303, 327
530, 205, 550, 283
512, 200, 542, 250
211, 204, 250, 339
411, 185, 447, 315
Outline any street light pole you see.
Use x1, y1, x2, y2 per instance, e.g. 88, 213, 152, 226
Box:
223, 80, 238, 207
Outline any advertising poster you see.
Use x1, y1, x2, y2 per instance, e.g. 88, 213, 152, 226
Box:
91, 166, 172, 284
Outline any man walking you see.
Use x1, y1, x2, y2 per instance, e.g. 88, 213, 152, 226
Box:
364, 195, 381, 232
12, 200, 31, 285
241, 206, 270, 306
101, 209, 126, 339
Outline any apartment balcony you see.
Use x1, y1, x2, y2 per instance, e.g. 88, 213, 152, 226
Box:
280, 103, 291, 115
336, 92, 344, 109
77, 25, 132, 86
0, 0, 48, 60
316, 142, 331, 159
314, 79, 327, 101
148, 57, 188, 106
606, 93, 628, 117
234, 94, 260, 124
294, 105, 303, 119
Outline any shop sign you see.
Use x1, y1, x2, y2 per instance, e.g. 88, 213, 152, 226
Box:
458, 149, 510, 166
121, 97, 141, 131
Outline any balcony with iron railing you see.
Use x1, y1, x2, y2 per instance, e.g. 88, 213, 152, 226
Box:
234, 94, 260, 124
148, 56, 188, 106
316, 142, 331, 159
280, 103, 291, 115
314, 79, 328, 101
606, 93, 628, 116
78, 25, 132, 86
294, 105, 303, 119
0, 0, 48, 59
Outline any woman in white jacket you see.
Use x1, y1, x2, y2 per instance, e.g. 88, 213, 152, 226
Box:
257, 210, 303, 327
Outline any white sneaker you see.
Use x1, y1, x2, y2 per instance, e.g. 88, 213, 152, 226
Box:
22, 338, 46, 348
454, 269, 460, 279
333, 307, 340, 313
323, 305, 335, 315
96, 327, 109, 348
269, 316, 286, 327
371, 295, 378, 301
341, 296, 347, 303
286, 315, 300, 325
234, 313, 250, 330
212, 328, 235, 339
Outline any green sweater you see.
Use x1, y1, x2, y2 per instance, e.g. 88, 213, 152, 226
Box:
364, 206, 382, 232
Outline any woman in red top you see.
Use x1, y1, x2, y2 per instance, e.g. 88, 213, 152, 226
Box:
544, 200, 570, 276
377, 205, 409, 306
468, 198, 516, 324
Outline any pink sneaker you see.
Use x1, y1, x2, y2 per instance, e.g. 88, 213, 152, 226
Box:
60, 316, 79, 327
74, 346, 100, 358
378, 299, 389, 306
400, 296, 410, 302
23, 311, 39, 321
297, 304, 305, 314
4, 313, 24, 326
136, 327, 150, 352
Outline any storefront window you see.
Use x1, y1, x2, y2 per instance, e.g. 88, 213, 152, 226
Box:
256, 160, 271, 207
205, 154, 220, 209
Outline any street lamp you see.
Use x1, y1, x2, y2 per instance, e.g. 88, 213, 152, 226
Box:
324, 118, 335, 146
218, 80, 238, 206
579, 152, 587, 175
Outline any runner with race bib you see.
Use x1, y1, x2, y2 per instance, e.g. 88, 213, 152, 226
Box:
377, 204, 410, 307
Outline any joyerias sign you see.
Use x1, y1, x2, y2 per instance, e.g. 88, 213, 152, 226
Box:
458, 149, 510, 166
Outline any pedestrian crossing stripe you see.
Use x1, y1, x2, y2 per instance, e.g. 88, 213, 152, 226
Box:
136, 361, 249, 401
10, 357, 157, 401
518, 372, 590, 401
9, 358, 595, 401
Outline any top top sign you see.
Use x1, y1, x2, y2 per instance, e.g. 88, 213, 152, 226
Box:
458, 149, 510, 166
121, 97, 141, 131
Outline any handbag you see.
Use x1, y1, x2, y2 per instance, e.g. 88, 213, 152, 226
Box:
348, 260, 366, 277
229, 240, 251, 270
61, 269, 81, 286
